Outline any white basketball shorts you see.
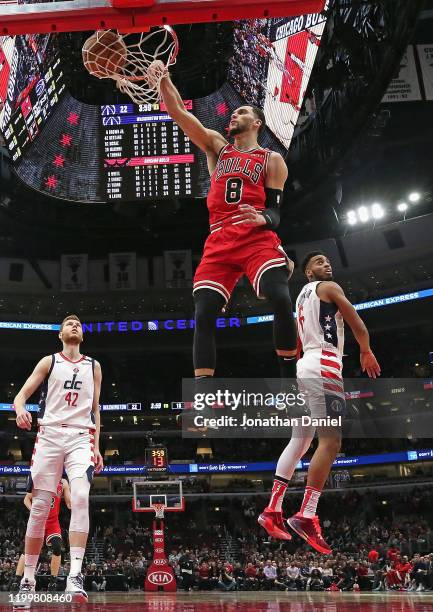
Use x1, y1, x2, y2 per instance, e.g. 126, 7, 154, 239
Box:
297, 348, 346, 419
30, 425, 96, 493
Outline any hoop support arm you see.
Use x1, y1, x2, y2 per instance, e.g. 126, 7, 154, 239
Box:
1, 0, 326, 36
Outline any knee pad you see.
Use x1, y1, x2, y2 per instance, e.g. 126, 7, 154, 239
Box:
69, 475, 90, 533
49, 536, 62, 557
260, 267, 296, 350
26, 490, 52, 539
259, 266, 290, 301
194, 289, 225, 328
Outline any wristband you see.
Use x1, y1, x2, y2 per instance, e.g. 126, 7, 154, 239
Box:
261, 208, 280, 230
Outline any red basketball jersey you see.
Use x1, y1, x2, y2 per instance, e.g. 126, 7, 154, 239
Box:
207, 144, 270, 227
47, 480, 63, 521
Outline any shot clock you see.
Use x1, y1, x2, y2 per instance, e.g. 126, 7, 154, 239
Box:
145, 446, 168, 474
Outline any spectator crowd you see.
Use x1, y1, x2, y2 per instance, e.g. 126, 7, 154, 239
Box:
1, 487, 433, 593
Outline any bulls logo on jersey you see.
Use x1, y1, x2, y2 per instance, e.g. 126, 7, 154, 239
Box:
215, 156, 264, 185
207, 145, 270, 226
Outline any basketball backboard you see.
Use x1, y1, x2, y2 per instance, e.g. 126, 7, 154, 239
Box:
0, 0, 326, 35
132, 480, 185, 515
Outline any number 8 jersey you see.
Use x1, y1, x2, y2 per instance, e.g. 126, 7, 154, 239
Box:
207, 144, 270, 228
38, 352, 95, 429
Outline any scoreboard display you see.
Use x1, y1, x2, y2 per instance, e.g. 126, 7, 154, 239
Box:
101, 101, 198, 200
145, 446, 168, 473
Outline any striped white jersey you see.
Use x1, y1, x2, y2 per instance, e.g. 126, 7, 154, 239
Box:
38, 352, 95, 428
296, 281, 345, 357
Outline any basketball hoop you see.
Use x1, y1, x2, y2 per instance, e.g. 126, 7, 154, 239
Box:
82, 25, 179, 104
151, 503, 166, 519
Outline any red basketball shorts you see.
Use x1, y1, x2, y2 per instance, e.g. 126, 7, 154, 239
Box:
193, 224, 289, 303
45, 518, 62, 543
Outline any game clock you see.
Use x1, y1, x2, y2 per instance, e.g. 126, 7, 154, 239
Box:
145, 446, 168, 473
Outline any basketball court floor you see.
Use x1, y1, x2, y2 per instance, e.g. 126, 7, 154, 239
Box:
80, 591, 433, 610
3, 592, 433, 611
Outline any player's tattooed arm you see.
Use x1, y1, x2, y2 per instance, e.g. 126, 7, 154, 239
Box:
62, 478, 72, 509
14, 355, 52, 430
317, 282, 381, 379
153, 62, 226, 155
92, 361, 104, 474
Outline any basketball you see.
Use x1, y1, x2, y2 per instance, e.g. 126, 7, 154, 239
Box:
82, 30, 127, 79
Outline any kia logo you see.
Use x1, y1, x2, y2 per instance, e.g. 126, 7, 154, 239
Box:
148, 571, 173, 585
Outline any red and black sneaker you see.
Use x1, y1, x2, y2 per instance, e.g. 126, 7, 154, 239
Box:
258, 509, 292, 540
287, 513, 332, 554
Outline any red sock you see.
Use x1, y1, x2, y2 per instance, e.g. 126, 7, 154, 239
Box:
266, 478, 288, 513
300, 486, 321, 518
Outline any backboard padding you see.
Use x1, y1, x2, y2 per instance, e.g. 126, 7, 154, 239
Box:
0, 1, 327, 35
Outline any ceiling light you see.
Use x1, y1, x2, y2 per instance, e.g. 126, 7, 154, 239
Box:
397, 202, 408, 212
371, 203, 384, 219
357, 206, 369, 223
408, 192, 421, 203
347, 210, 357, 225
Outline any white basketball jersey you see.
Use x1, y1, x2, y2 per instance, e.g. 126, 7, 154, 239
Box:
296, 281, 345, 356
38, 352, 95, 428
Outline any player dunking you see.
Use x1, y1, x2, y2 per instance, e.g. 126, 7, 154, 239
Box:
149, 61, 297, 386
13, 315, 103, 607
259, 252, 380, 550
13, 479, 71, 593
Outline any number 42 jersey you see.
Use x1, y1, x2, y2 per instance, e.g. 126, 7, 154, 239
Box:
38, 352, 95, 429
207, 144, 271, 228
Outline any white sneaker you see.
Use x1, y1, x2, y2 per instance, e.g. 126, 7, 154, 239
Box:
416, 584, 425, 592
66, 573, 88, 602
12, 578, 36, 609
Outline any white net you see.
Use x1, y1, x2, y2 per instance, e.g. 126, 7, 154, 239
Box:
151, 503, 166, 519
82, 25, 179, 104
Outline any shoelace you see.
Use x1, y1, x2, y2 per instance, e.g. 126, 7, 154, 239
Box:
275, 513, 287, 529
312, 516, 324, 539
69, 575, 83, 589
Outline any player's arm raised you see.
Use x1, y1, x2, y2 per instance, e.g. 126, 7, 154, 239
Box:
317, 282, 381, 379
92, 361, 104, 474
149, 61, 226, 155
13, 356, 52, 430
62, 478, 72, 509
238, 152, 288, 228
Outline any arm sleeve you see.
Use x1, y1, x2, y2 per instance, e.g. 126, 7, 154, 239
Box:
261, 187, 283, 230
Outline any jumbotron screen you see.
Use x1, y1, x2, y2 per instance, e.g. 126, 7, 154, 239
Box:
228, 5, 328, 148
0, 32, 65, 161
1, 6, 327, 202
101, 101, 198, 200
